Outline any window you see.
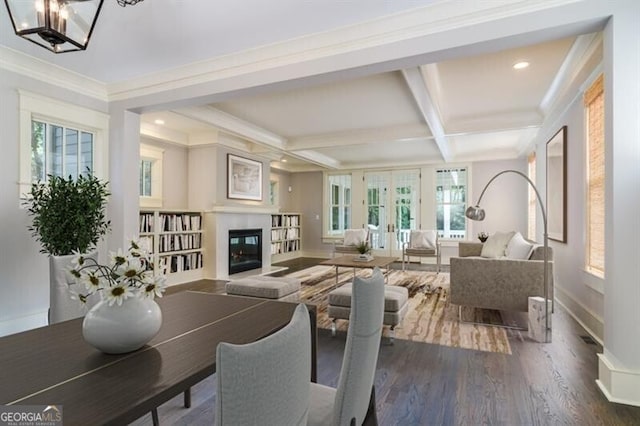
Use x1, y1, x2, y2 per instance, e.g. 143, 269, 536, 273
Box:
140, 159, 153, 197
527, 152, 536, 241
18, 91, 109, 197
585, 74, 605, 277
31, 120, 94, 182
436, 167, 467, 239
269, 180, 279, 206
326, 174, 351, 234
139, 144, 164, 208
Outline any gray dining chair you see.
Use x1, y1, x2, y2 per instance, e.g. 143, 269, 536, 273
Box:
215, 303, 311, 426
308, 267, 385, 426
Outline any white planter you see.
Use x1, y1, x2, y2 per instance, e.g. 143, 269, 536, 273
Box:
82, 297, 162, 354
49, 252, 99, 324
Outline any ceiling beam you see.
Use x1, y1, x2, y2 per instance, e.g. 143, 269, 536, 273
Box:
173, 105, 343, 170
171, 106, 287, 150
401, 67, 451, 162
287, 124, 432, 150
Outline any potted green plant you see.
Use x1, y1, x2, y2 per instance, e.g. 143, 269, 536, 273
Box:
25, 173, 111, 323
354, 241, 373, 261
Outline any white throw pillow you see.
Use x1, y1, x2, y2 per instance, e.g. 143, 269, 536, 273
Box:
410, 230, 437, 249
506, 232, 534, 259
343, 229, 367, 246
481, 231, 515, 258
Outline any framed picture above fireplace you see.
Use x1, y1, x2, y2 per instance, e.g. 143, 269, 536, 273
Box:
227, 154, 263, 201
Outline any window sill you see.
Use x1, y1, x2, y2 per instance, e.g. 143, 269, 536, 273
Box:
582, 269, 604, 295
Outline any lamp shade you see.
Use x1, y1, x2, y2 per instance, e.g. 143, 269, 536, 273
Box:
4, 0, 104, 53
465, 205, 486, 221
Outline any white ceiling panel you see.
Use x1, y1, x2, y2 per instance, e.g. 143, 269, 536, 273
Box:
435, 37, 576, 133
214, 72, 426, 138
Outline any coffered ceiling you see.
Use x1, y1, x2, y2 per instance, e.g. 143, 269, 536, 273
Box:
0, 1, 603, 171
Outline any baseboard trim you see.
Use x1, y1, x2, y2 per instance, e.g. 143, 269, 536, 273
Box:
597, 354, 640, 407
0, 310, 48, 338
554, 286, 604, 346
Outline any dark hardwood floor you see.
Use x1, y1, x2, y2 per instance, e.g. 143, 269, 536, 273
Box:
134, 258, 640, 425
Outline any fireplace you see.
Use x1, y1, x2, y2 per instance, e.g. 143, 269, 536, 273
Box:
229, 229, 262, 275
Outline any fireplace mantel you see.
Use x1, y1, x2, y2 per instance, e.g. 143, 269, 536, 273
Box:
205, 205, 279, 215
202, 209, 272, 279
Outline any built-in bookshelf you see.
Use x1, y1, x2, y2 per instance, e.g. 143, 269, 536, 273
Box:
139, 210, 204, 285
271, 213, 301, 262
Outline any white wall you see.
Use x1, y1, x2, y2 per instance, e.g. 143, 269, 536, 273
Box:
0, 69, 108, 337
469, 159, 528, 240
140, 137, 188, 209
292, 159, 528, 258
536, 95, 605, 340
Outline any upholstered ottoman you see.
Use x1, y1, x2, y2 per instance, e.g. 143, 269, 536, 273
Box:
328, 283, 409, 343
225, 275, 301, 302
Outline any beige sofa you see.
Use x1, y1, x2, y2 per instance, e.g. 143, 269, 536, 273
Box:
450, 242, 553, 312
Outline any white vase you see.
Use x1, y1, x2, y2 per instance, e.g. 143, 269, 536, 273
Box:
49, 251, 99, 324
82, 297, 162, 354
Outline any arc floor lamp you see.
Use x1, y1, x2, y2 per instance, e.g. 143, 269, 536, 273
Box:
465, 169, 552, 343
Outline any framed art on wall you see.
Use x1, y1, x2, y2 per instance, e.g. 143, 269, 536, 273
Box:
546, 126, 567, 243
227, 154, 263, 201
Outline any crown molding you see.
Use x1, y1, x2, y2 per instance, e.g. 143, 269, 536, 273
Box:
0, 46, 108, 102
106, 0, 579, 101
540, 32, 602, 116
140, 122, 189, 145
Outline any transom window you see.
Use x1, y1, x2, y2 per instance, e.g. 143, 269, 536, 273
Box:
31, 120, 94, 182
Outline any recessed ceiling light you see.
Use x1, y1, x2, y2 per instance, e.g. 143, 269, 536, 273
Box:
513, 61, 530, 70
281, 158, 288, 163
154, 119, 165, 125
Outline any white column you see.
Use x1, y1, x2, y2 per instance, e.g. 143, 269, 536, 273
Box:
598, 0, 640, 406
108, 107, 141, 251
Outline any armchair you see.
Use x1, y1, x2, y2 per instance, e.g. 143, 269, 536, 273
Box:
333, 228, 370, 257
450, 241, 554, 313
402, 230, 441, 272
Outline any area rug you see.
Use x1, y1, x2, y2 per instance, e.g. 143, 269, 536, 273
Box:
285, 265, 512, 354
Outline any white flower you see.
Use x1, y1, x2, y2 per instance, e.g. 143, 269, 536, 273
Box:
116, 258, 146, 280
139, 275, 167, 299
105, 283, 134, 306
68, 244, 166, 308
127, 238, 149, 260
109, 248, 127, 267
70, 249, 91, 269
69, 289, 89, 305
81, 271, 104, 291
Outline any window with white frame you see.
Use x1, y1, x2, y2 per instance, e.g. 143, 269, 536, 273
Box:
585, 74, 605, 278
18, 91, 109, 196
31, 120, 94, 182
436, 167, 467, 239
269, 179, 279, 206
527, 152, 537, 241
326, 174, 352, 235
139, 144, 164, 208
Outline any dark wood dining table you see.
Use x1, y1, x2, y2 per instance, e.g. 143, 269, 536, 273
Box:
0, 292, 317, 425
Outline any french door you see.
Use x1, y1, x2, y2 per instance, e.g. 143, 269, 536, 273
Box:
364, 170, 420, 257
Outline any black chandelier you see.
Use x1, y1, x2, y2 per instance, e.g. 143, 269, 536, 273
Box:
4, 0, 143, 53
117, 0, 143, 5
